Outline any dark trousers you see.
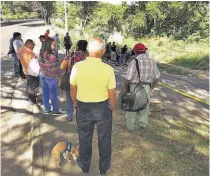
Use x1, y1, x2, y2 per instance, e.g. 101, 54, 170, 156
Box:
76, 100, 112, 173
26, 75, 39, 104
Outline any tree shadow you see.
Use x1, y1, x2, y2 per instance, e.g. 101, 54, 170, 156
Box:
1, 19, 42, 27
20, 23, 45, 27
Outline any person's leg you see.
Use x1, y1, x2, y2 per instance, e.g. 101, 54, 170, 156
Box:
19, 62, 26, 79
122, 54, 126, 65
47, 77, 59, 113
110, 52, 114, 62
65, 90, 74, 120
13, 54, 20, 75
40, 74, 51, 112
76, 101, 95, 173
95, 101, 112, 175
125, 111, 137, 131
26, 75, 39, 104
139, 85, 151, 127
114, 52, 117, 63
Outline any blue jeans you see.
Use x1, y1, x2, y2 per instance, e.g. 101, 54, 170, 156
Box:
40, 74, 59, 112
65, 91, 74, 119
12, 53, 20, 74
119, 54, 126, 65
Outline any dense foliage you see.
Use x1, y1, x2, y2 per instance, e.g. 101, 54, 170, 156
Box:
51, 1, 209, 41
1, 1, 56, 23
2, 1, 208, 41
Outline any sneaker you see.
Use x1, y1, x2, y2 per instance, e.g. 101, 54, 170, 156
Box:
53, 111, 62, 115
67, 117, 73, 122
44, 110, 52, 114
100, 171, 106, 176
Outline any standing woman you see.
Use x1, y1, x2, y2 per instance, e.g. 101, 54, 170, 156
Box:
64, 32, 72, 55
39, 37, 61, 114
61, 40, 88, 121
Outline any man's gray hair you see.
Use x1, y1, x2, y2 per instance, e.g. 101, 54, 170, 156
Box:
88, 38, 105, 53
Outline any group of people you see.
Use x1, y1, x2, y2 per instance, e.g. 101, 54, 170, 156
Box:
105, 42, 129, 66
43, 29, 73, 56
7, 28, 160, 175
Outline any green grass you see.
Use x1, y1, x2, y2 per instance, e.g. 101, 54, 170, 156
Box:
123, 36, 209, 71
108, 110, 209, 176
53, 21, 209, 72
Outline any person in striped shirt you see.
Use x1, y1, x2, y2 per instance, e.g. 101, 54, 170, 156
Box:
123, 43, 160, 131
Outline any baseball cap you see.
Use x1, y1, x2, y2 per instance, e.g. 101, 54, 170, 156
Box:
133, 43, 146, 52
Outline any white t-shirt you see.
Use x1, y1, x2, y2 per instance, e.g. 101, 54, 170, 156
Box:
13, 40, 24, 59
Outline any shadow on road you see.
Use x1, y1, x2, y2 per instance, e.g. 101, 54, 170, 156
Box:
20, 23, 45, 27
1, 19, 43, 27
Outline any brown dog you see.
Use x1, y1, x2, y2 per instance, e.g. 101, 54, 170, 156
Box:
51, 141, 79, 167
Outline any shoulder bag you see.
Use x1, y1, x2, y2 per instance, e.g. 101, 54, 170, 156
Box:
120, 59, 149, 112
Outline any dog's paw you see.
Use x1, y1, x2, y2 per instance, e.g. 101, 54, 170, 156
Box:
68, 160, 71, 163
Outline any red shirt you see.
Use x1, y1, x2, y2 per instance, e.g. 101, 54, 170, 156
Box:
44, 33, 49, 38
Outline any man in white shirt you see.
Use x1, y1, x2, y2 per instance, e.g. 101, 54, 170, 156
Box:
10, 32, 25, 78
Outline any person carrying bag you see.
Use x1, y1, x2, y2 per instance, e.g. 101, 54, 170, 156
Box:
60, 55, 73, 91
60, 40, 88, 121
121, 43, 160, 130
120, 59, 149, 112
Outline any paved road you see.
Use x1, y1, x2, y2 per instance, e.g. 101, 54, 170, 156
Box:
1, 20, 53, 176
1, 20, 209, 176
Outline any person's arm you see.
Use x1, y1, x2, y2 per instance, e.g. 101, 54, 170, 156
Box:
124, 60, 135, 91
70, 85, 77, 107
70, 66, 78, 107
151, 62, 161, 89
108, 69, 117, 115
108, 88, 116, 114
123, 79, 130, 92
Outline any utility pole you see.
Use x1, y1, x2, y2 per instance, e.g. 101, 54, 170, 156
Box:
64, 1, 68, 32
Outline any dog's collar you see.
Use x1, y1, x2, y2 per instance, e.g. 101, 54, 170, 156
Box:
64, 141, 72, 153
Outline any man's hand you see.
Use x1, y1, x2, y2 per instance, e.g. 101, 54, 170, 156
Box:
108, 88, 116, 117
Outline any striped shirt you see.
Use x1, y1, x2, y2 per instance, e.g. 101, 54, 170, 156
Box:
125, 54, 160, 83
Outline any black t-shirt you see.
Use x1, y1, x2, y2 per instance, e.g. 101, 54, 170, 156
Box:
121, 47, 127, 54
64, 36, 72, 46
111, 44, 116, 52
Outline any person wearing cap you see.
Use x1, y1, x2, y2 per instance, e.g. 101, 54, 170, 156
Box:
52, 33, 60, 57
123, 43, 160, 130
64, 32, 72, 55
70, 37, 116, 176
